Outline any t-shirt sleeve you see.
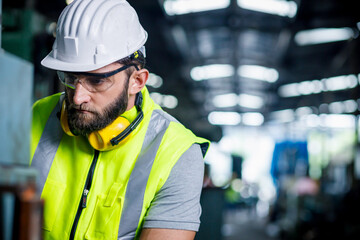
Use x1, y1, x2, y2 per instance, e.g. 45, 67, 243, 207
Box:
142, 144, 205, 231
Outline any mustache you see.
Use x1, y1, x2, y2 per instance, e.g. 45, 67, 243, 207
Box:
68, 103, 96, 113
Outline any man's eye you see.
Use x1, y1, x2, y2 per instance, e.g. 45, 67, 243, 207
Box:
88, 77, 106, 85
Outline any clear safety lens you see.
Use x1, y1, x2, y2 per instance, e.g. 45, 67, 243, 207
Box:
57, 64, 137, 93
57, 71, 114, 92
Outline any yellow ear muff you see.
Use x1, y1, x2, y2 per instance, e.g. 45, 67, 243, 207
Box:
60, 100, 76, 137
60, 91, 142, 152
87, 116, 131, 151
60, 100, 132, 151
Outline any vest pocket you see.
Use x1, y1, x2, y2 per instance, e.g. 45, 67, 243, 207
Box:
41, 179, 66, 232
85, 183, 123, 240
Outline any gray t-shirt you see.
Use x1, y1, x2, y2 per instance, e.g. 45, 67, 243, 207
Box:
142, 144, 205, 231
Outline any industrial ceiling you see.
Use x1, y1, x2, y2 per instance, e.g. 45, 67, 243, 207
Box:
3, 0, 360, 142
135, 0, 360, 141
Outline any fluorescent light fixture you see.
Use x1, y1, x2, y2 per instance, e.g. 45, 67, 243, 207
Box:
328, 99, 358, 114
270, 109, 295, 122
311, 80, 323, 94
238, 94, 264, 109
323, 74, 358, 91
329, 101, 344, 114
238, 65, 279, 83
242, 112, 264, 126
278, 83, 300, 97
278, 80, 323, 98
163, 95, 178, 109
213, 93, 264, 109
191, 64, 234, 81
237, 0, 297, 18
306, 114, 321, 128
146, 73, 163, 88
343, 100, 358, 113
150, 92, 178, 109
320, 114, 356, 128
295, 106, 313, 117
279, 75, 357, 98
298, 81, 316, 95
150, 92, 163, 105
163, 0, 230, 16
66, 0, 74, 4
295, 28, 355, 46
213, 93, 238, 108
208, 111, 241, 125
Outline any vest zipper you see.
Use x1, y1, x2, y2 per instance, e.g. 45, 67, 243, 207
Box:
69, 150, 99, 240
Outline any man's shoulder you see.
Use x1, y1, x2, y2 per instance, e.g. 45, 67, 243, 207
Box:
33, 92, 63, 110
151, 108, 180, 124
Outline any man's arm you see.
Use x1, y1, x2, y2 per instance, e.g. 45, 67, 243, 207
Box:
140, 229, 196, 240
139, 144, 205, 239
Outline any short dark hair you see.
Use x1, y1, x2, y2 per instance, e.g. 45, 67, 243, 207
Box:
116, 50, 146, 76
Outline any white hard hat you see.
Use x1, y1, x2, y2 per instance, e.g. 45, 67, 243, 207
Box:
41, 0, 148, 72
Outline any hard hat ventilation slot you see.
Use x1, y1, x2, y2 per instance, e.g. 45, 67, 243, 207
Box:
64, 37, 79, 56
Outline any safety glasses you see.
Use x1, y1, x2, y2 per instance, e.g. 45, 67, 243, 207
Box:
57, 64, 138, 92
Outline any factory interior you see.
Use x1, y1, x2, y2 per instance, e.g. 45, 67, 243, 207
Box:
1, 0, 360, 239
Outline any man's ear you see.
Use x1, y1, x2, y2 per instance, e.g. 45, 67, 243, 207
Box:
128, 68, 149, 95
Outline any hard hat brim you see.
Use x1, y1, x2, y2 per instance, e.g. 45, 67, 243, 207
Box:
41, 52, 113, 72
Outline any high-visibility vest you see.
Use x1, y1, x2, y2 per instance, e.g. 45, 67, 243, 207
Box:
30, 87, 209, 240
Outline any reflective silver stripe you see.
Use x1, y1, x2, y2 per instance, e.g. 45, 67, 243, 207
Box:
118, 109, 172, 238
31, 95, 64, 195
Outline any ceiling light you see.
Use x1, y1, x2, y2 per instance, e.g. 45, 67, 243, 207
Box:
213, 93, 238, 108
279, 75, 357, 98
278, 83, 300, 97
208, 111, 241, 125
242, 112, 264, 126
323, 74, 358, 91
150, 92, 163, 105
191, 64, 234, 81
150, 92, 178, 109
306, 114, 321, 128
163, 0, 230, 16
270, 109, 295, 123
238, 94, 264, 109
328, 99, 358, 114
295, 28, 355, 46
295, 107, 313, 117
343, 100, 358, 113
146, 73, 163, 88
298, 81, 315, 95
163, 95, 178, 109
238, 65, 279, 82
328, 101, 344, 114
237, 0, 297, 18
320, 114, 356, 128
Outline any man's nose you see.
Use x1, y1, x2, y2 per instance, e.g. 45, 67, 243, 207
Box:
73, 82, 91, 105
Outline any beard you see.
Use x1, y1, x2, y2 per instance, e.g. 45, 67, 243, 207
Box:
65, 79, 129, 136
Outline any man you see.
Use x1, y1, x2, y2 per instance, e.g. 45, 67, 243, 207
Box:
30, 0, 210, 239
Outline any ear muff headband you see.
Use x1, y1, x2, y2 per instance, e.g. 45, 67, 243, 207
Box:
60, 92, 144, 151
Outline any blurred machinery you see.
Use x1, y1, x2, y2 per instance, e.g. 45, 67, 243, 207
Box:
0, 47, 42, 240
0, 0, 43, 238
